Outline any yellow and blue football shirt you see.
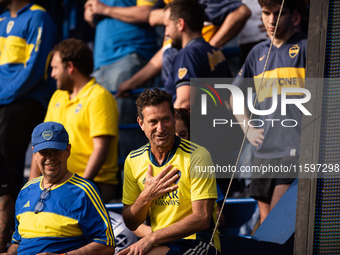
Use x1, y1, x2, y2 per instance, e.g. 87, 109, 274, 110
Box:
12, 173, 115, 254
0, 3, 56, 106
123, 136, 221, 251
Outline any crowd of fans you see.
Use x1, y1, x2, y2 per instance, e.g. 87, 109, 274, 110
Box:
0, 0, 309, 253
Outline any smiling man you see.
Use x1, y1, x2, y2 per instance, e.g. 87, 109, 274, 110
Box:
118, 88, 220, 255
4, 121, 115, 255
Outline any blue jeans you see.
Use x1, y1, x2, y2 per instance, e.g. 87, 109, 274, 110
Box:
93, 53, 150, 160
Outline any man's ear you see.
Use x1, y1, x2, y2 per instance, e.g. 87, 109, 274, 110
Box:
291, 9, 302, 28
66, 61, 75, 74
66, 144, 71, 158
137, 117, 144, 131
177, 18, 185, 32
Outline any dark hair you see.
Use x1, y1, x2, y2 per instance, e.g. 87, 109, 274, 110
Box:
136, 88, 175, 119
258, 0, 306, 15
175, 108, 190, 139
165, 0, 204, 33
52, 38, 93, 76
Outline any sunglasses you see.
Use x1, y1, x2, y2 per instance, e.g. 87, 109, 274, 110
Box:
34, 187, 51, 214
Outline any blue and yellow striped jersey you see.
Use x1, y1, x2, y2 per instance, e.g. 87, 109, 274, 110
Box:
0, 3, 56, 107
12, 173, 115, 254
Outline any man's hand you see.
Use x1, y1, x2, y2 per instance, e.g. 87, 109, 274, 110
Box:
116, 234, 154, 255
84, 1, 95, 25
122, 164, 180, 231
141, 164, 179, 202
246, 127, 264, 147
116, 80, 134, 98
85, 0, 109, 16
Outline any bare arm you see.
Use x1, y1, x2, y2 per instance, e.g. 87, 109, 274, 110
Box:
34, 242, 115, 255
85, 0, 152, 24
174, 85, 197, 110
133, 224, 152, 238
149, 9, 165, 26
118, 199, 215, 255
209, 5, 251, 48
83, 136, 112, 180
122, 165, 179, 231
229, 95, 264, 147
0, 243, 18, 255
116, 49, 163, 97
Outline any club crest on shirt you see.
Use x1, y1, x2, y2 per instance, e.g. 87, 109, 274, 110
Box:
178, 67, 188, 80
75, 104, 83, 113
42, 130, 53, 140
289, 44, 300, 58
6, 21, 14, 34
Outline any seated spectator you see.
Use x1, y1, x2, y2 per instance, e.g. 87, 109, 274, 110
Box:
118, 88, 220, 255
29, 39, 120, 203
3, 122, 115, 254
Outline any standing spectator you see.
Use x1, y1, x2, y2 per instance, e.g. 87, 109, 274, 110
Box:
0, 0, 56, 251
116, 0, 251, 97
84, 0, 157, 159
232, 0, 307, 224
3, 122, 115, 254
118, 88, 220, 255
29, 39, 120, 203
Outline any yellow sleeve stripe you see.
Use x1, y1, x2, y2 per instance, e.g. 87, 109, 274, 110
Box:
69, 177, 115, 246
21, 176, 42, 190
136, 0, 156, 6
130, 144, 150, 158
30, 4, 46, 12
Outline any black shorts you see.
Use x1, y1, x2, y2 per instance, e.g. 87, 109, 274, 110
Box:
249, 156, 298, 203
165, 239, 220, 255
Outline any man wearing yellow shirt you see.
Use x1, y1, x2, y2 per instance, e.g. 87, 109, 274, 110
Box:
29, 39, 119, 203
118, 88, 220, 255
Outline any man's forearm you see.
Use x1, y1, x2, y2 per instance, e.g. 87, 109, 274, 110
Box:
83, 136, 112, 180
122, 196, 152, 231
0, 194, 14, 253
101, 5, 152, 23
209, 5, 251, 48
142, 199, 214, 246
67, 242, 115, 255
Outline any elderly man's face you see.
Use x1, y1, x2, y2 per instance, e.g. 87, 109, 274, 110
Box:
138, 101, 176, 151
34, 145, 70, 181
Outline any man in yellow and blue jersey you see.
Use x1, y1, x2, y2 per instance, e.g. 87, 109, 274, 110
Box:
119, 88, 220, 255
7, 121, 115, 254
0, 0, 56, 251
